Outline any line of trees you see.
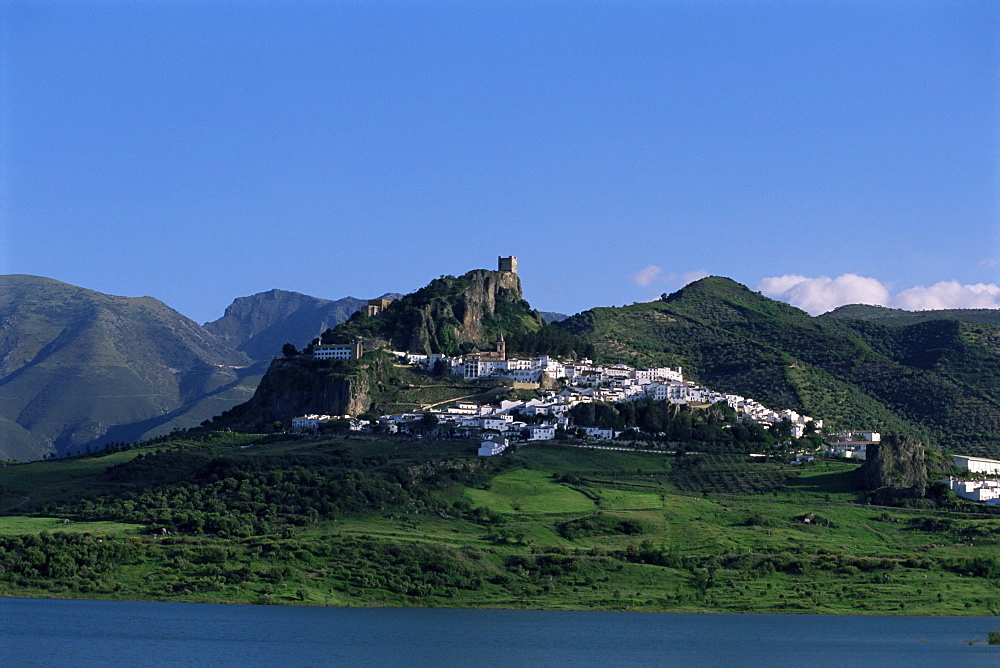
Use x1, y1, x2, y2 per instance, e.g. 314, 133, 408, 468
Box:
567, 399, 818, 450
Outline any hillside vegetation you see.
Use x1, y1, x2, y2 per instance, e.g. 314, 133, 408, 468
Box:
822, 304, 1000, 327
1, 432, 998, 614
558, 277, 1000, 457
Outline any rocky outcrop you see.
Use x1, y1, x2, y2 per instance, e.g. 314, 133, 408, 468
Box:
223, 268, 545, 427
405, 270, 524, 353
861, 433, 928, 497
341, 269, 542, 355
231, 353, 397, 427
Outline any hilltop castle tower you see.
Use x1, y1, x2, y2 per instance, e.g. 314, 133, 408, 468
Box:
498, 256, 518, 274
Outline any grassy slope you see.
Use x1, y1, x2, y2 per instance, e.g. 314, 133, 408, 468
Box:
1, 435, 998, 615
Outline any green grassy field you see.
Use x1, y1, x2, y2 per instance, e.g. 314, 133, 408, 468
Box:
1, 435, 999, 615
464, 470, 596, 514
0, 517, 143, 536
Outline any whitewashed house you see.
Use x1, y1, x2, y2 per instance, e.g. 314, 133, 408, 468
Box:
478, 435, 510, 456
945, 478, 1000, 504
525, 425, 556, 441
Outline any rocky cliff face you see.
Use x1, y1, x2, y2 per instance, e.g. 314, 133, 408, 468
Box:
228, 353, 397, 427
862, 433, 928, 497
365, 269, 541, 355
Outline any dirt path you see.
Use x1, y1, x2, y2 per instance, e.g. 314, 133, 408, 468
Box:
0, 494, 32, 514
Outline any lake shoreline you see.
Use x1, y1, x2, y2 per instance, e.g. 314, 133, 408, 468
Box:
2, 593, 995, 618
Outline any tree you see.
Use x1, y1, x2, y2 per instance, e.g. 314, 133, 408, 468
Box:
319, 419, 351, 435
282, 343, 299, 357
772, 418, 793, 441
420, 412, 439, 431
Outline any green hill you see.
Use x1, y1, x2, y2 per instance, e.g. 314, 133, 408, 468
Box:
559, 277, 1000, 456
822, 303, 1000, 327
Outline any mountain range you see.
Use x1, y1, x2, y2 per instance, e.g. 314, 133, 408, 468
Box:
0, 275, 399, 460
2, 270, 999, 461
203, 288, 403, 360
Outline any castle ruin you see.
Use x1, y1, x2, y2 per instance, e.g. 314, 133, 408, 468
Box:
498, 256, 518, 273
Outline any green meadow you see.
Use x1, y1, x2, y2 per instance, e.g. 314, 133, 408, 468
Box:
0, 435, 998, 615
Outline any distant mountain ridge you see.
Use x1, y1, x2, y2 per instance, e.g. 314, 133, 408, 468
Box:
0, 275, 255, 459
0, 276, 401, 461
820, 303, 1000, 327
204, 289, 402, 360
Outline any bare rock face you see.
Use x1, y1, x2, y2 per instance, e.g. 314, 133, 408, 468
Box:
234, 353, 396, 426
862, 433, 928, 497
241, 358, 351, 423
332, 268, 539, 356
401, 270, 526, 355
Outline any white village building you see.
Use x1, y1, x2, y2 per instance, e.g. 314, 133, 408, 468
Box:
953, 455, 1000, 475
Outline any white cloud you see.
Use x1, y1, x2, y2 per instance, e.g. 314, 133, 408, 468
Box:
756, 274, 811, 296
892, 281, 1000, 311
631, 266, 709, 292
631, 264, 662, 287
757, 274, 890, 315
677, 269, 710, 286
758, 274, 1000, 315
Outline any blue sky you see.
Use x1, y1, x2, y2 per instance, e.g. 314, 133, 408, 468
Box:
2, 0, 997, 322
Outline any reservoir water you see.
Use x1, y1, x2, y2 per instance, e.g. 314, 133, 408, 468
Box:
1, 597, 997, 666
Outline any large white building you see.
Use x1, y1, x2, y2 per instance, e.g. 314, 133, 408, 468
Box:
953, 455, 1000, 475
313, 342, 363, 361
292, 414, 337, 429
